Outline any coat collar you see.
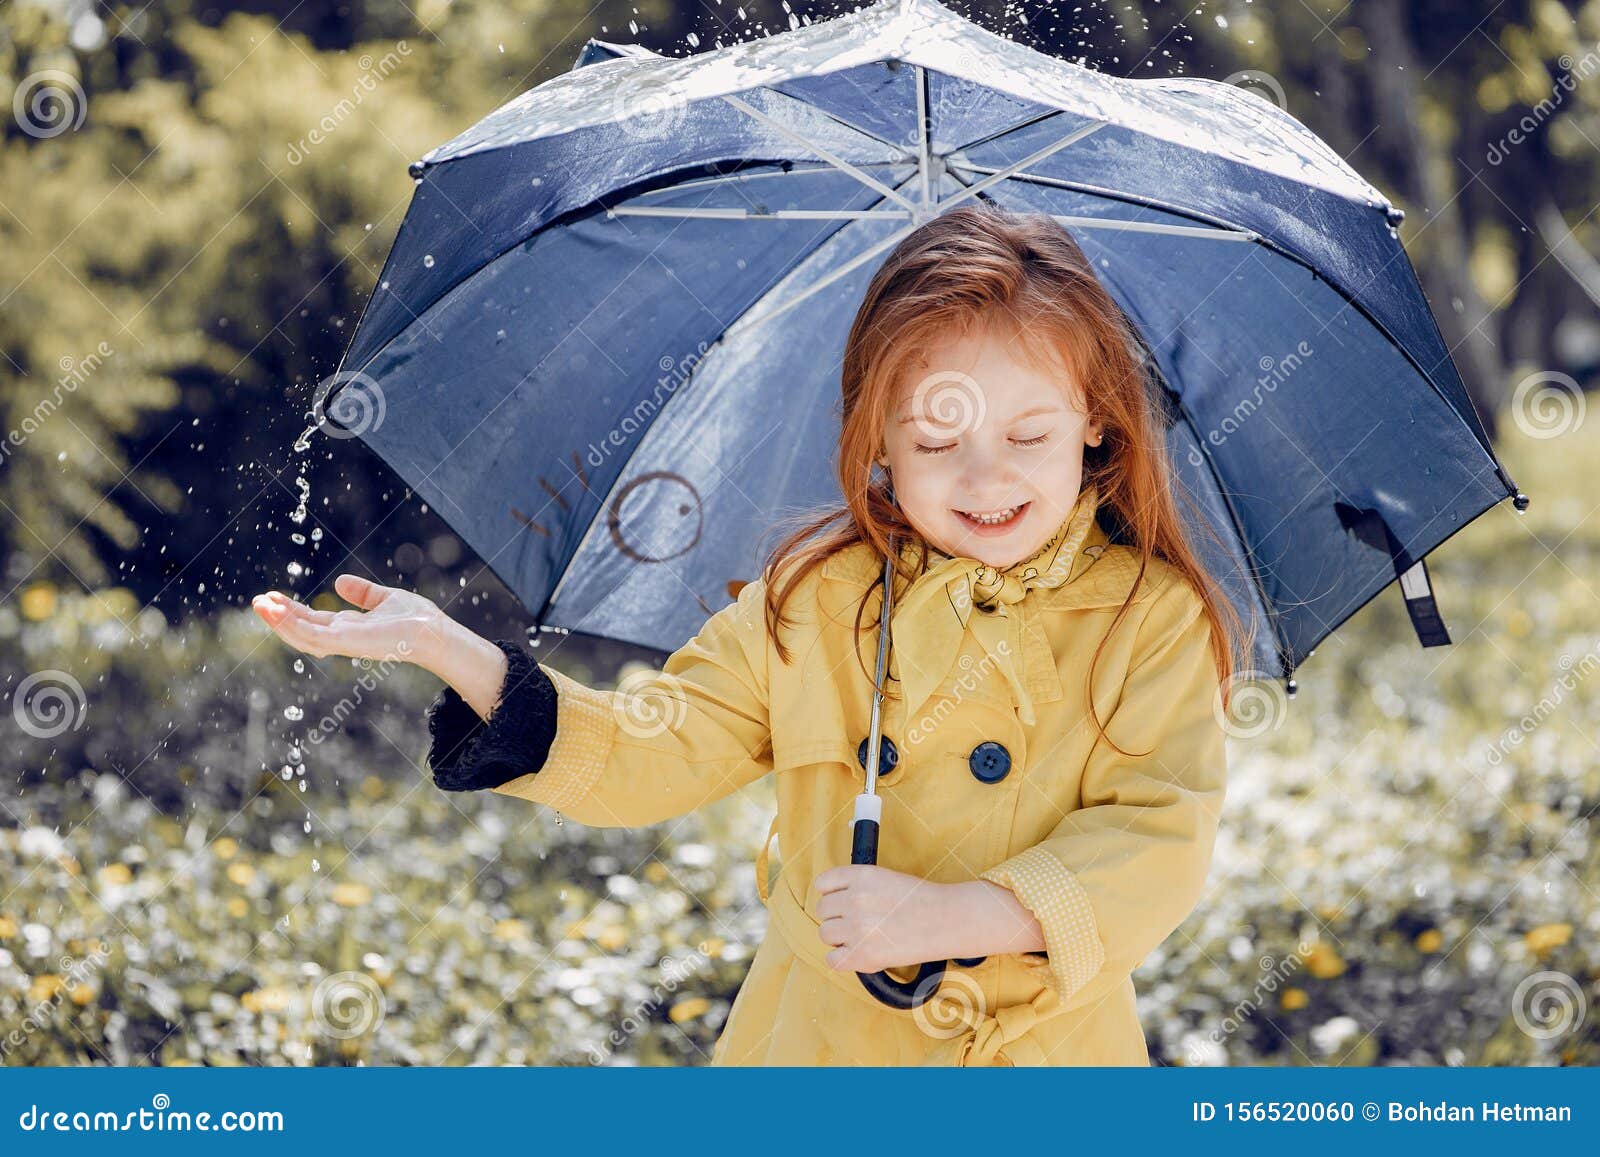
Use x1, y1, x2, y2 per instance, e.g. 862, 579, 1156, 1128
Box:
818, 506, 1165, 723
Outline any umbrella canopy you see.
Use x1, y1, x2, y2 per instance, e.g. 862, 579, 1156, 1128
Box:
326, 0, 1522, 683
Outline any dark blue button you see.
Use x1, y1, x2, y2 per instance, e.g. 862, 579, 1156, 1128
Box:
968, 740, 1011, 783
857, 735, 899, 775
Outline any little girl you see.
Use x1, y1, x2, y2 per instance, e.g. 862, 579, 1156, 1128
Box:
255, 202, 1249, 1066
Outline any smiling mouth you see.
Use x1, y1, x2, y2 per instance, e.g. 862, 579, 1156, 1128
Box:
954, 501, 1030, 529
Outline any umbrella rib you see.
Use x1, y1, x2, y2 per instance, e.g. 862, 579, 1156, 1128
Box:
937, 120, 1107, 210
1044, 214, 1256, 241
915, 65, 932, 211
721, 93, 922, 215
722, 217, 925, 340
611, 207, 915, 221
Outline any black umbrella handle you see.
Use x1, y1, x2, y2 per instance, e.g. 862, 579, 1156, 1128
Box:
850, 808, 951, 1010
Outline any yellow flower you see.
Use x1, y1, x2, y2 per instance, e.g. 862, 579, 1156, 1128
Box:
226, 862, 256, 887
360, 776, 387, 801
69, 983, 95, 1006
1414, 928, 1443, 954
493, 918, 530, 942
97, 863, 133, 887
644, 861, 668, 883
20, 584, 56, 621
29, 974, 65, 1001
331, 882, 372, 908
241, 987, 294, 1014
0, 916, 17, 938
226, 897, 249, 919
563, 920, 590, 940
213, 838, 239, 861
1280, 987, 1309, 1011
1302, 941, 1347, 980
1524, 923, 1572, 957
667, 997, 710, 1024
594, 925, 628, 951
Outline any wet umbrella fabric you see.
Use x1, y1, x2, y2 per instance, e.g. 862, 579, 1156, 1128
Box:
327, 0, 1521, 681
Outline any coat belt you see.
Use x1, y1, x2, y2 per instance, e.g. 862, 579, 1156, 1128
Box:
760, 860, 1060, 1066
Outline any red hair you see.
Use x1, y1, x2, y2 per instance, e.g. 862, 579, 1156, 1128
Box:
754, 201, 1253, 752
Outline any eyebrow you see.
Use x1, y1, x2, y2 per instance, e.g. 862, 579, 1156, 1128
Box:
896, 403, 1064, 426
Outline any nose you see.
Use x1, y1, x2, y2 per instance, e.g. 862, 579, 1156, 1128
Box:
957, 440, 1021, 501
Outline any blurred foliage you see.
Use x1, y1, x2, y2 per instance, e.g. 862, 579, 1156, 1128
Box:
2, 422, 1599, 1065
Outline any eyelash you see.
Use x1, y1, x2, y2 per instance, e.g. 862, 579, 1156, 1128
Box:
913, 433, 1051, 455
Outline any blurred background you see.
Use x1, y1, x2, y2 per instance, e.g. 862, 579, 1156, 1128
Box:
1, 0, 1597, 1066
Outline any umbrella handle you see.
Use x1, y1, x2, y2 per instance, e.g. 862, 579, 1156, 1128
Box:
849, 796, 949, 1010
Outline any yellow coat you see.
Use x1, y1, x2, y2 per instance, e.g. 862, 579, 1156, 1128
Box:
490, 506, 1228, 1066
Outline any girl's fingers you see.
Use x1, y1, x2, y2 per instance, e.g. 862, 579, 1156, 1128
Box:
334, 573, 387, 610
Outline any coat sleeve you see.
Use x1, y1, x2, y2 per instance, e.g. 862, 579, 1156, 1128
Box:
978, 576, 1228, 1011
485, 573, 775, 828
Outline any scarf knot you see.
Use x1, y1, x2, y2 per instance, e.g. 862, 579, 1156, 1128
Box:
888, 483, 1105, 727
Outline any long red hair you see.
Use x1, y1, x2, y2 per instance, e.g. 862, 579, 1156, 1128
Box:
755, 201, 1253, 751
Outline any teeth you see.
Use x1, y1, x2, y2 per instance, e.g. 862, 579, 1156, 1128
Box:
961, 505, 1022, 525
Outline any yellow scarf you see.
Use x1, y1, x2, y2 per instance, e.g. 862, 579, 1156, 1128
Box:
888, 482, 1106, 727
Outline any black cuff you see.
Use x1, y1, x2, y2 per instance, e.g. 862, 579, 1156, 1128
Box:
426, 638, 558, 792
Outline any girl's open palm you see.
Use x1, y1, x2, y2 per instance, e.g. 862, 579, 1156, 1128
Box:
253, 574, 440, 664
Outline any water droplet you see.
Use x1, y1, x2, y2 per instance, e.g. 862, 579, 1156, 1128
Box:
311, 858, 320, 871
422, 254, 435, 268
283, 704, 304, 721
293, 659, 305, 674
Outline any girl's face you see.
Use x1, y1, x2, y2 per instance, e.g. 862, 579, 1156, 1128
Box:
879, 321, 1101, 570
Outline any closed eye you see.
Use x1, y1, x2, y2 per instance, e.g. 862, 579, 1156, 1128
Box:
913, 433, 1052, 455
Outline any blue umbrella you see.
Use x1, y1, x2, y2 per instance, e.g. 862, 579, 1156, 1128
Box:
325, 0, 1523, 689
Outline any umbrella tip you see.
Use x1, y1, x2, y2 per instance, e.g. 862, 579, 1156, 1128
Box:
1285, 676, 1298, 699
1512, 491, 1531, 512
408, 160, 426, 180
1384, 205, 1405, 225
